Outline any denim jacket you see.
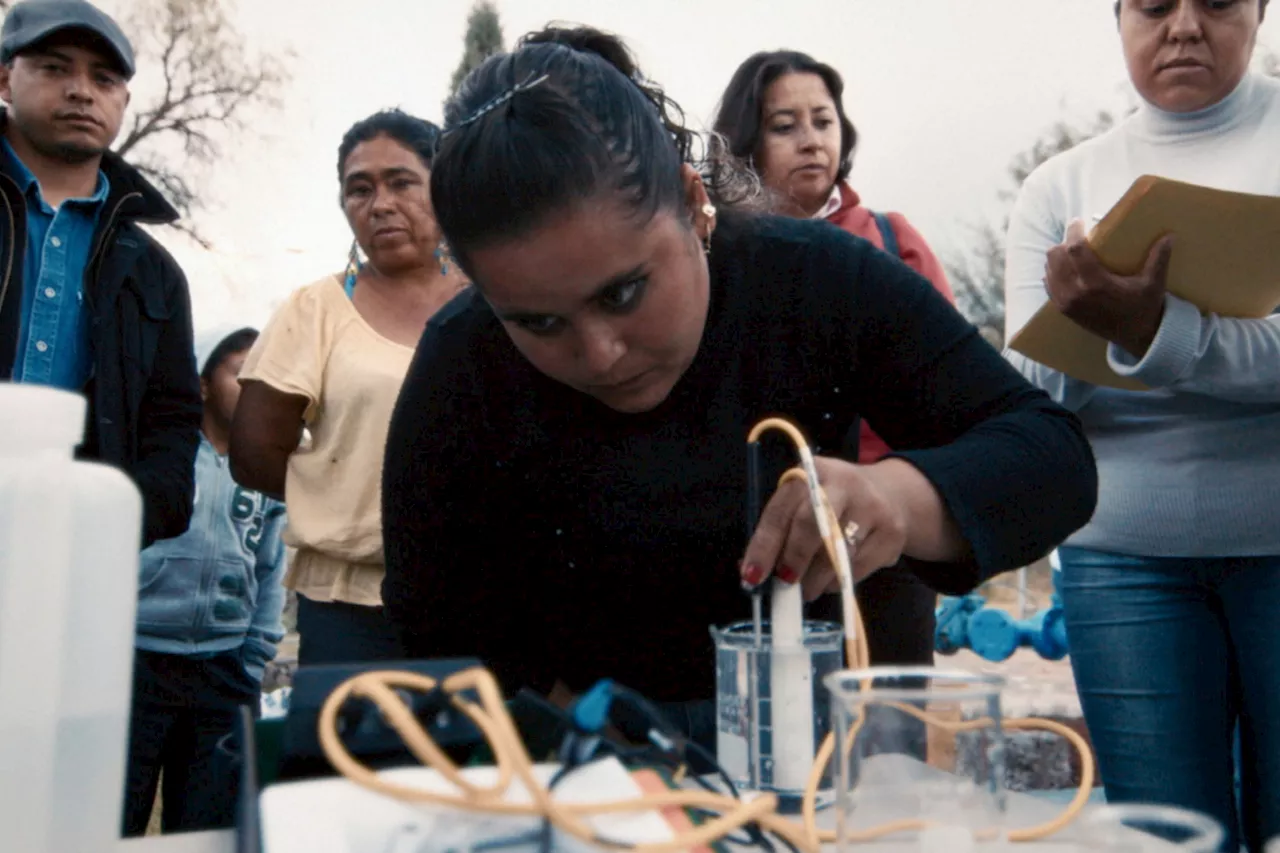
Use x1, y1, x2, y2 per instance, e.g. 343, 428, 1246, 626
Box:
136, 434, 288, 683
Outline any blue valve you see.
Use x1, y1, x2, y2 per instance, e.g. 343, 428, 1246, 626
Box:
966, 607, 1020, 661
967, 606, 1068, 662
934, 593, 986, 655
934, 558, 1070, 662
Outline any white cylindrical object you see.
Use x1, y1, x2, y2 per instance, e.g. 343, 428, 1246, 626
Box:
0, 384, 142, 852
769, 578, 815, 790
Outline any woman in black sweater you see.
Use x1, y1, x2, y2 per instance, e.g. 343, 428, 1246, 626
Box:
381, 26, 1097, 742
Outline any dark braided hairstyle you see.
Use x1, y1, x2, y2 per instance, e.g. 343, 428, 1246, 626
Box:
430, 24, 759, 276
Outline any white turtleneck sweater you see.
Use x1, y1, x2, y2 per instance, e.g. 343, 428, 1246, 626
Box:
1004, 72, 1280, 557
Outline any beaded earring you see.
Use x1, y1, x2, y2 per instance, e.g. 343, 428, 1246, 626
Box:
434, 240, 453, 276
345, 238, 361, 280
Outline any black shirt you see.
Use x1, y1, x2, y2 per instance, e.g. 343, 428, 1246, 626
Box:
381, 214, 1096, 701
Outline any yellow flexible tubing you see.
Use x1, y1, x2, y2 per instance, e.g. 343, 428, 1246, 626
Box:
314, 416, 1094, 850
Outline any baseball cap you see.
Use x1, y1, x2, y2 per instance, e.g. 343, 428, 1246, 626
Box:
0, 0, 135, 79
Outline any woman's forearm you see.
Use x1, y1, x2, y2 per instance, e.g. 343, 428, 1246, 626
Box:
229, 382, 308, 501
228, 443, 289, 501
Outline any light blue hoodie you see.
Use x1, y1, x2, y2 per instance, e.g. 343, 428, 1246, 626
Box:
135, 434, 288, 683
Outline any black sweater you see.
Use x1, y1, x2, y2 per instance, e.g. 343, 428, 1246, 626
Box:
381, 214, 1097, 701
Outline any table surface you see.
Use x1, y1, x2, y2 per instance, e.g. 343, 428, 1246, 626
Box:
111, 755, 1167, 853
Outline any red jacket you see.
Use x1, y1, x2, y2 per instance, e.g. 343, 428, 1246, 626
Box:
825, 182, 955, 463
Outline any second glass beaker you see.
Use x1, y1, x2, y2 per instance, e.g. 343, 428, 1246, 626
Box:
826, 666, 1008, 850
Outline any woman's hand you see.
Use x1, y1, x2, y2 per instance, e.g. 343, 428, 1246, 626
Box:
1044, 218, 1173, 358
739, 456, 911, 601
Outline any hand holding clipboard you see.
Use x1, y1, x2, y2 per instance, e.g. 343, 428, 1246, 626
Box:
1008, 176, 1280, 390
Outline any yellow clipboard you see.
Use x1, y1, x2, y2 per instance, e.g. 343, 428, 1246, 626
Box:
1007, 175, 1280, 390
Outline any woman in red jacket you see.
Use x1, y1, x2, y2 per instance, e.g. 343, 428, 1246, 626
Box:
713, 51, 955, 671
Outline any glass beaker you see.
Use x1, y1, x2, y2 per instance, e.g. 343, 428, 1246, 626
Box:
826, 667, 1008, 851
1079, 804, 1225, 851
710, 619, 843, 806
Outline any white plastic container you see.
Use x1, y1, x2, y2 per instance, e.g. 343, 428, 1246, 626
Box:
0, 383, 142, 852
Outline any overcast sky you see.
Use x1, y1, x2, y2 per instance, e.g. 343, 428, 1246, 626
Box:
117, 0, 1280, 335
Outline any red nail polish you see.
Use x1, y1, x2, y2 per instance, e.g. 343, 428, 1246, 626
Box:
777, 565, 799, 584
741, 563, 767, 588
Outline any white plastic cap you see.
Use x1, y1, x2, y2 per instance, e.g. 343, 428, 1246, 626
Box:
0, 383, 87, 451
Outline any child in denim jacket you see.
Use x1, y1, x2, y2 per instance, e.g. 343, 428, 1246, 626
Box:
122, 327, 287, 836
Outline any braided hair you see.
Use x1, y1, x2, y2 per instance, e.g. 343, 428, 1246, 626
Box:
430, 25, 759, 275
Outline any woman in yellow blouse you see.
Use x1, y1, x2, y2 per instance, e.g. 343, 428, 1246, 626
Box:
230, 110, 467, 664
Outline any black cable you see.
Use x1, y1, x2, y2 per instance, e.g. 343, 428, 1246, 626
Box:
684, 736, 742, 800
604, 684, 783, 853
542, 736, 642, 853
518, 681, 789, 853
540, 734, 583, 853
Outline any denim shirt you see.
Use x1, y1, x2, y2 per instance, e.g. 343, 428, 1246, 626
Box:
1, 138, 109, 389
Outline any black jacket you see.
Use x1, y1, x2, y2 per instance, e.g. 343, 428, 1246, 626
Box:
0, 120, 201, 547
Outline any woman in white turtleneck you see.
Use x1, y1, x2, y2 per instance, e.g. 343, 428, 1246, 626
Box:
1004, 1, 1279, 849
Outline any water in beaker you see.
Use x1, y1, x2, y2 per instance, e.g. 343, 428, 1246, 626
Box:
710, 619, 843, 805
826, 666, 1008, 851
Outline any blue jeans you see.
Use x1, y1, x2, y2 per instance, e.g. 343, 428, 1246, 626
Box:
1057, 547, 1280, 852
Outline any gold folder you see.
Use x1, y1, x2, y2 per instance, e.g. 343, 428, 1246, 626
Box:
1007, 175, 1280, 390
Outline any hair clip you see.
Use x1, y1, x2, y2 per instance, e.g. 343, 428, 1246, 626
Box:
447, 72, 551, 134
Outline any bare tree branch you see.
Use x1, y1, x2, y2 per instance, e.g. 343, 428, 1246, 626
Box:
111, 0, 291, 239
946, 108, 1126, 346
943, 218, 1008, 347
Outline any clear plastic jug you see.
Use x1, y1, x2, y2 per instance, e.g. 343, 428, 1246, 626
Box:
0, 383, 143, 851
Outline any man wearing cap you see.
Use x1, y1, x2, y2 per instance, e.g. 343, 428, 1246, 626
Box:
0, 0, 201, 546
